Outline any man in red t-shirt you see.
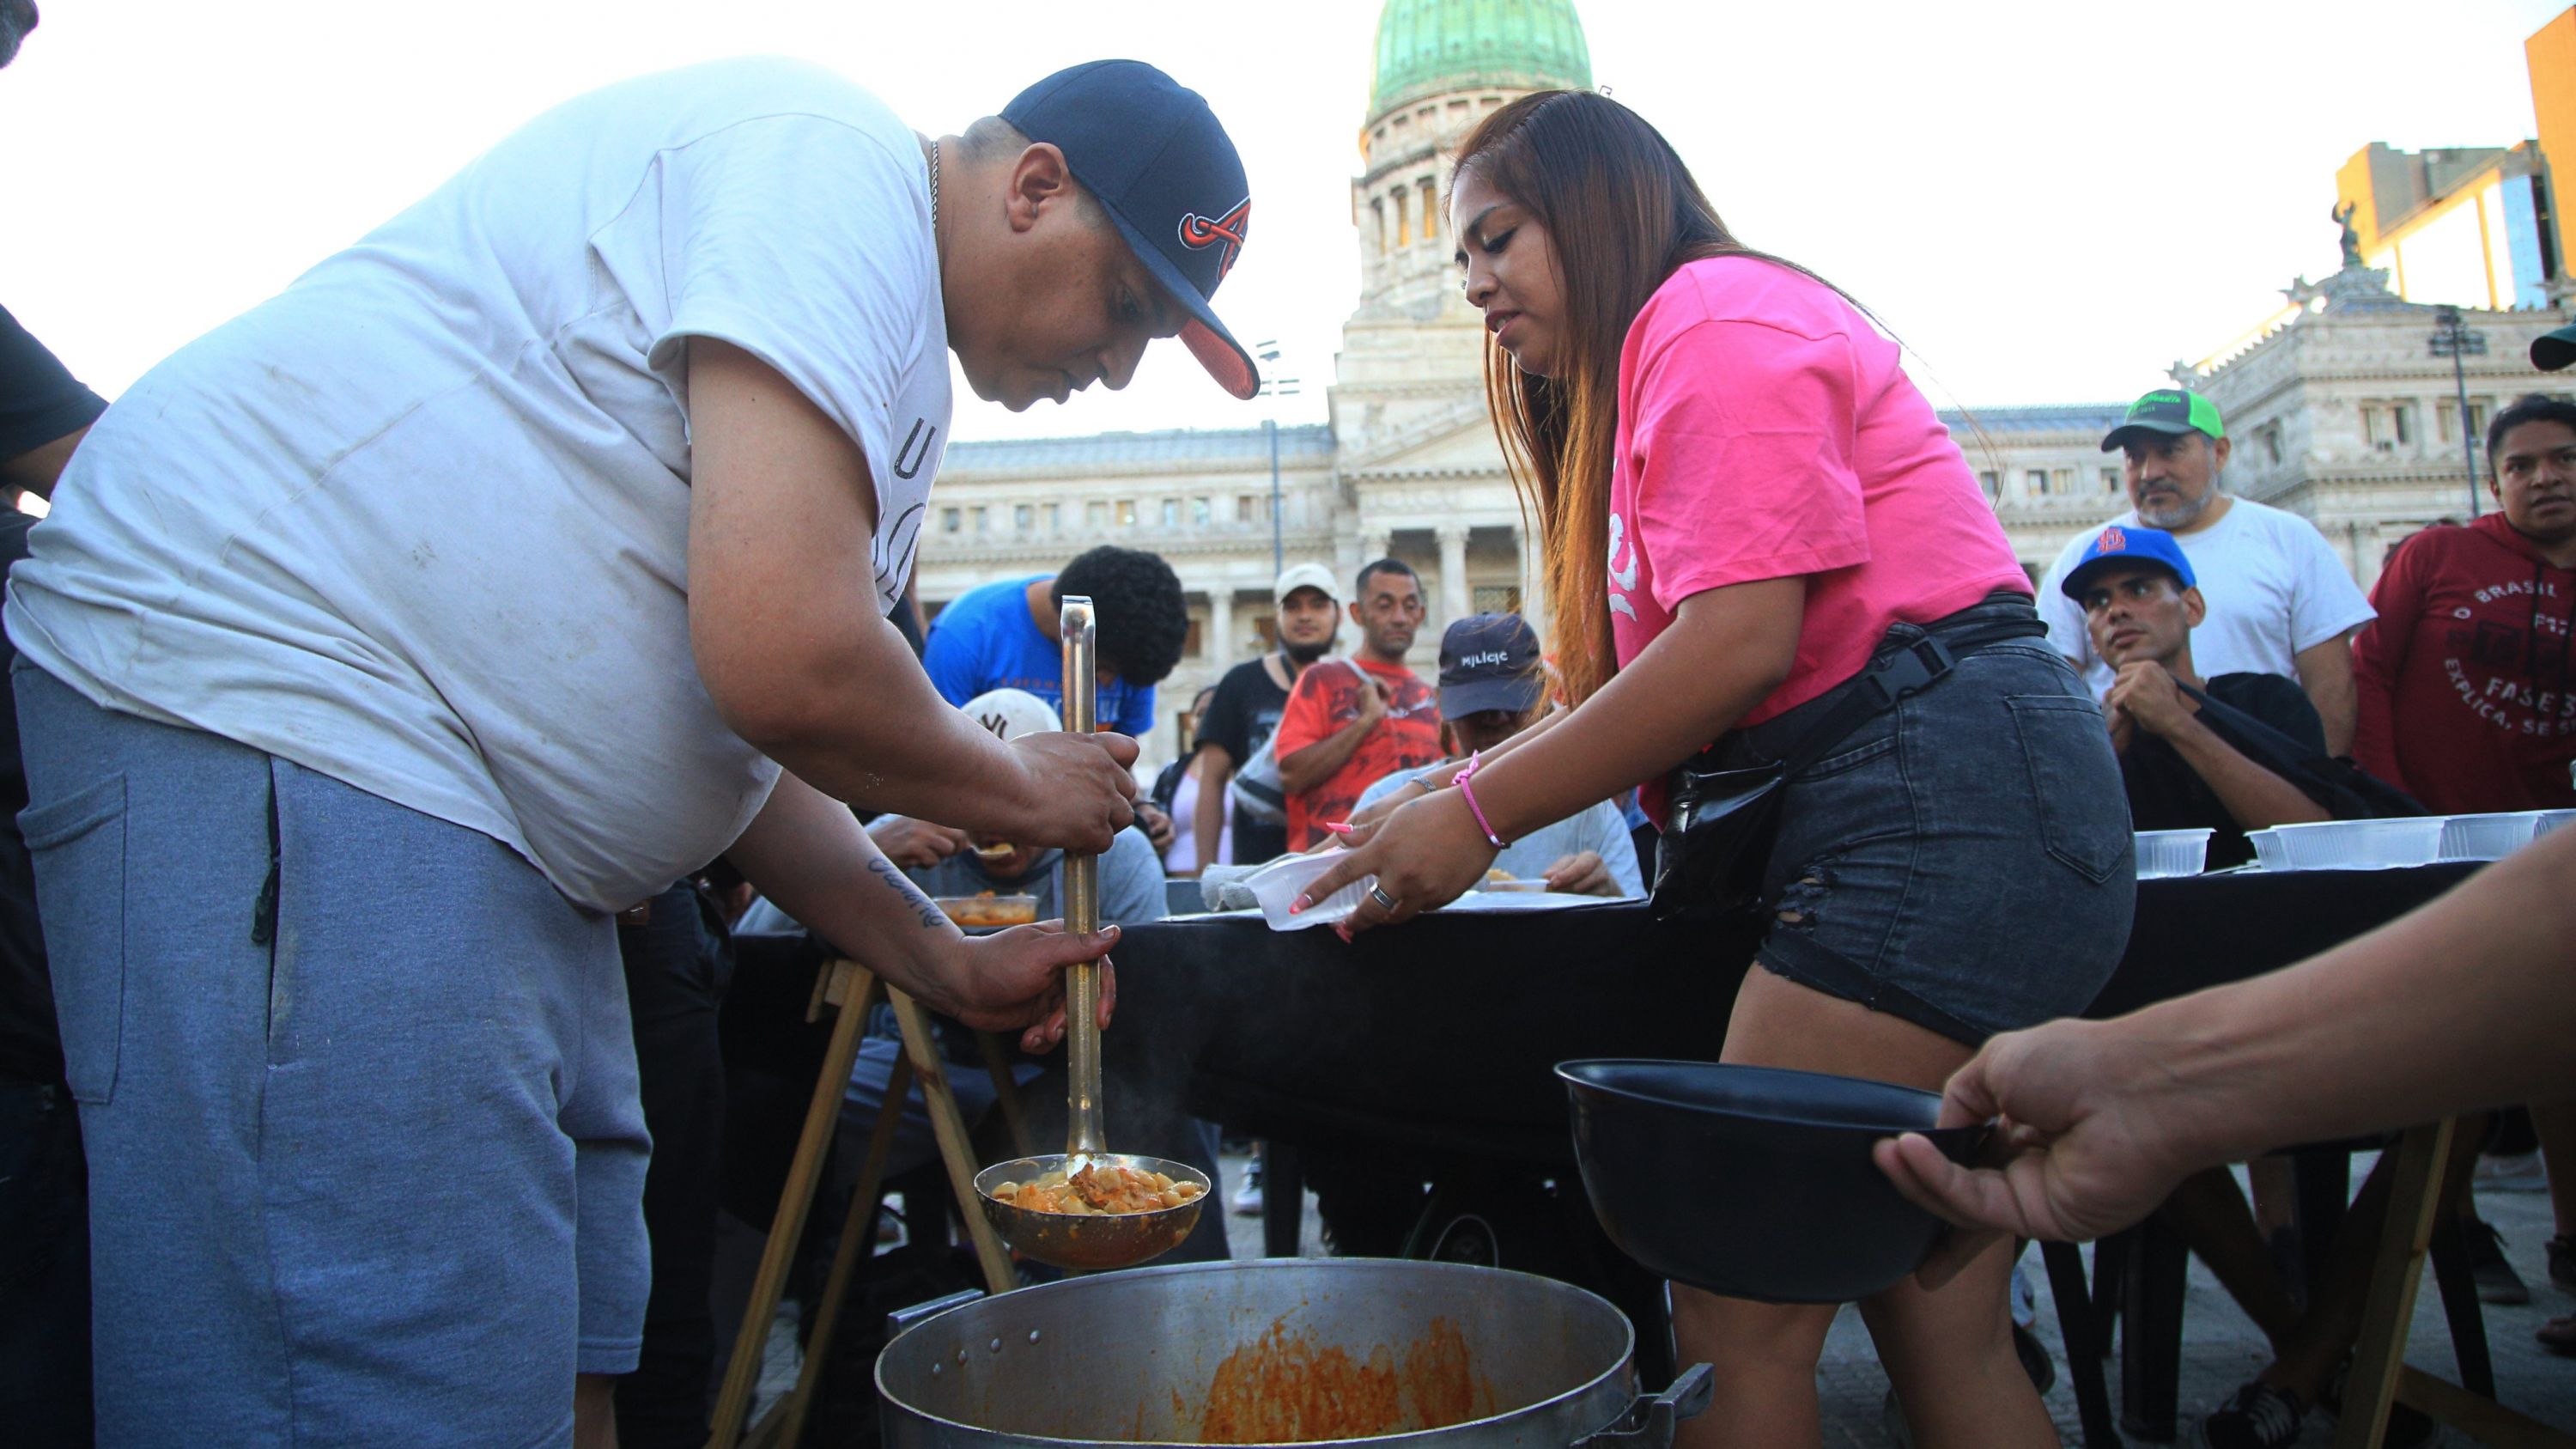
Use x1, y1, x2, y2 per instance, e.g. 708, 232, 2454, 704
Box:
2354, 393, 2576, 814
1272, 558, 1443, 850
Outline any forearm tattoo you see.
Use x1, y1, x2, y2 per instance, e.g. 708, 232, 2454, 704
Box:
868, 857, 947, 929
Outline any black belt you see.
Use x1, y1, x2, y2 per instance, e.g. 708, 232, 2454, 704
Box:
1724, 592, 2048, 771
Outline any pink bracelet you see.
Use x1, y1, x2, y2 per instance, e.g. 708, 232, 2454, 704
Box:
1454, 750, 1507, 848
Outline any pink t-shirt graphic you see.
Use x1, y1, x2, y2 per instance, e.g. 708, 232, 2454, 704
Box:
1608, 258, 2029, 819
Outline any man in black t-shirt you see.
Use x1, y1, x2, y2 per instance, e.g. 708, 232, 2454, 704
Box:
1, 289, 112, 1442
2068, 525, 2336, 869
1188, 561, 1342, 871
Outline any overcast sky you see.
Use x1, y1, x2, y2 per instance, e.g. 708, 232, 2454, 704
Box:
5, 0, 2570, 444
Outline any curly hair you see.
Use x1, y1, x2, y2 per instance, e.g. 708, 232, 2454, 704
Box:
1051, 545, 1188, 686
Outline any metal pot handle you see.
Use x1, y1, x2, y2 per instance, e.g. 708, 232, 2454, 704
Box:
1569, 1364, 1714, 1449
884, 1288, 985, 1343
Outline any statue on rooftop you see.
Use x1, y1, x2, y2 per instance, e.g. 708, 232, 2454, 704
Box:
2332, 201, 2365, 269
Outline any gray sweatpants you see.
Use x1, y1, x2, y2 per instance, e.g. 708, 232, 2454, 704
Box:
16, 665, 651, 1447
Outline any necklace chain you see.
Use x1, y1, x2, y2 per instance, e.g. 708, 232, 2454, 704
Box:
928, 139, 940, 236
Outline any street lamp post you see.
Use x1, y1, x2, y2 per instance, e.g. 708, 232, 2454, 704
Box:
2430, 305, 2489, 518
1255, 340, 1301, 575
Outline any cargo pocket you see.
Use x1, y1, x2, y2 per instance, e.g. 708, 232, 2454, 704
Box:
21, 774, 129, 1104
2003, 696, 2129, 885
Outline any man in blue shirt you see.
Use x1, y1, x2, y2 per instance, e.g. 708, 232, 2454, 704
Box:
923, 545, 1186, 740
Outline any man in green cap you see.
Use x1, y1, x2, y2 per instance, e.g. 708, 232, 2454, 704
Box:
2038, 387, 2376, 753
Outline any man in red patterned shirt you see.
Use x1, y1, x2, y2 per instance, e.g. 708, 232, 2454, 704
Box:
1273, 558, 1443, 850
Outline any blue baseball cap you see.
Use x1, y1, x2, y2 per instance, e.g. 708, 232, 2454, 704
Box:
2061, 524, 2196, 601
1004, 60, 1259, 401
1437, 613, 1546, 720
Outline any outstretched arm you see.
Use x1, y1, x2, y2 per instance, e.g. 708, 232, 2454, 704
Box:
1879, 823, 2576, 1282
726, 772, 1119, 1050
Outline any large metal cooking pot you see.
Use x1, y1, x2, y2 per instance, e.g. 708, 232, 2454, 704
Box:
877, 1258, 1710, 1448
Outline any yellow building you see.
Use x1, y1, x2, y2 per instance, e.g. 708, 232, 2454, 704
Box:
2330, 7, 2576, 310
2332, 141, 2552, 309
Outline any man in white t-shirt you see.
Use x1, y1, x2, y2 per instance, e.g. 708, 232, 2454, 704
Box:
4, 58, 1258, 1446
2038, 388, 2375, 753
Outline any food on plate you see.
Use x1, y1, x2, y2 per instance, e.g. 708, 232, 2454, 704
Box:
936, 892, 1039, 928
972, 841, 1017, 861
1485, 868, 1515, 883
990, 1162, 1206, 1215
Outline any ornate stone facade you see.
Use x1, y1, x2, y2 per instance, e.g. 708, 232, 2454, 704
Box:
2179, 265, 2571, 591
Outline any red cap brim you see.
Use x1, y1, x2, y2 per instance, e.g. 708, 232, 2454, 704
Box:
1183, 319, 1259, 401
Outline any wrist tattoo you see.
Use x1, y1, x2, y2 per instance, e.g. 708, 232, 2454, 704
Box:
868, 857, 946, 929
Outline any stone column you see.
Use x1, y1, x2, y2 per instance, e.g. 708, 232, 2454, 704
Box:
1361, 531, 1392, 567
1437, 525, 1472, 626
1514, 525, 1549, 642
1208, 588, 1236, 666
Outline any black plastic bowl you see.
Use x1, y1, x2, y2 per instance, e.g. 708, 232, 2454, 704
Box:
1557, 1059, 1991, 1305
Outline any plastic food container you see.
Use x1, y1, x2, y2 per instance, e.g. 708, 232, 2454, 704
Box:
2438, 811, 2545, 861
934, 894, 1038, 928
2537, 809, 2576, 839
2133, 828, 2215, 879
2245, 819, 2445, 872
1241, 849, 1373, 931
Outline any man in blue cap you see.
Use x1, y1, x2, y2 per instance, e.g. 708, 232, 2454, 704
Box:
2063, 524, 2336, 865
8, 55, 1255, 1447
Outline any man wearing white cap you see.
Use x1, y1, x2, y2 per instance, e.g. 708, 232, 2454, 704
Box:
1188, 562, 1343, 871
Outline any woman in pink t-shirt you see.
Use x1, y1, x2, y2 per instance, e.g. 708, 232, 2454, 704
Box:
1303, 94, 2132, 1445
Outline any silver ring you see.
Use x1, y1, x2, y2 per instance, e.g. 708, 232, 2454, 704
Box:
1367, 884, 1400, 911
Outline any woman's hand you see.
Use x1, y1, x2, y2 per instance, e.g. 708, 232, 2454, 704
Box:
1872, 1016, 2208, 1288
943, 921, 1121, 1053
1337, 776, 1439, 847
1294, 789, 1498, 938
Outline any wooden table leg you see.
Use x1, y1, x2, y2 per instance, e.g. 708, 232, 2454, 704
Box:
767, 1049, 914, 1449
887, 988, 1019, 1294
2332, 1119, 2453, 1449
708, 962, 880, 1449
976, 1030, 1033, 1160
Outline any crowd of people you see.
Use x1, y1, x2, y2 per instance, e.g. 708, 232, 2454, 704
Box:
3, 8, 2574, 1448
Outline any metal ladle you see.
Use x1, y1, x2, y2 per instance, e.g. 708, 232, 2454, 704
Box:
970, 595, 1211, 1271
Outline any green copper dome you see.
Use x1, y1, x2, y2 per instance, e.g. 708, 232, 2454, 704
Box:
1369, 0, 1593, 122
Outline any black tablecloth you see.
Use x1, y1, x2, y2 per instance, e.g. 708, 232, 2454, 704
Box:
1111, 863, 2485, 1171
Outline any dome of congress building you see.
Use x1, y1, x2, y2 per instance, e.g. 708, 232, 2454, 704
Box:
916, 0, 2572, 776
1369, 0, 1592, 119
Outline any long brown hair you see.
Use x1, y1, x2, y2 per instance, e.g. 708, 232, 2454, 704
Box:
1454, 91, 1850, 703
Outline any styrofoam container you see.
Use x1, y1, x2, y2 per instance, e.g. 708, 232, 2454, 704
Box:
2133, 828, 2215, 879
1242, 848, 1374, 931
2438, 811, 2545, 861
2247, 818, 2445, 872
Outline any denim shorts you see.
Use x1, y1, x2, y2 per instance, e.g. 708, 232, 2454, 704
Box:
1746, 636, 2135, 1045
15, 665, 649, 1447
